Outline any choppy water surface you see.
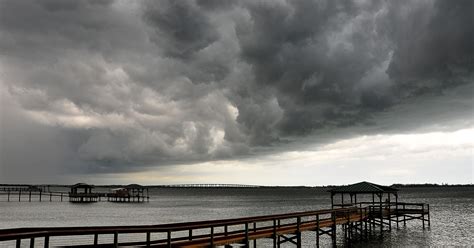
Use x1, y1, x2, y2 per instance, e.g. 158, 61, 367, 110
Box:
0, 186, 472, 247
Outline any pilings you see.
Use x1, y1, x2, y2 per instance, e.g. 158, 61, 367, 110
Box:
1, 190, 65, 202
106, 195, 148, 203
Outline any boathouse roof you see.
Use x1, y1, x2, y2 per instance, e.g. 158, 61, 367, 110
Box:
329, 181, 398, 193
71, 183, 94, 189
125, 184, 144, 189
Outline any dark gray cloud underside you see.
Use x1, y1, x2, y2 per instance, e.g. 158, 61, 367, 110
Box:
0, 0, 473, 179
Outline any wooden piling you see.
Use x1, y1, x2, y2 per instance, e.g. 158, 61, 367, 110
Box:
316, 214, 320, 247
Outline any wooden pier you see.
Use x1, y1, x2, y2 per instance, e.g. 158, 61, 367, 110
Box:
0, 203, 429, 247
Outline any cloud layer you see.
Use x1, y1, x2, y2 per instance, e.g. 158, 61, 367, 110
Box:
1, 0, 473, 181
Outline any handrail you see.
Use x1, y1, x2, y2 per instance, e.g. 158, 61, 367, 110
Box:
0, 202, 427, 246
0, 207, 358, 242
338, 202, 428, 207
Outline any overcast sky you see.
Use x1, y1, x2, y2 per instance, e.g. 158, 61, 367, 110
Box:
0, 0, 473, 185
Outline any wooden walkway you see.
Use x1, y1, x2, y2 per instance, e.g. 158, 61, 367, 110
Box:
0, 203, 430, 247
0, 191, 68, 202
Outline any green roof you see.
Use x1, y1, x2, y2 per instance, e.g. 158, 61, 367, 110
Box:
71, 183, 94, 189
329, 181, 398, 193
125, 184, 144, 189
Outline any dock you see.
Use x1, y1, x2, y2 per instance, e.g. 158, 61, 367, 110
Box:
0, 185, 66, 202
0, 183, 149, 203
0, 181, 430, 247
107, 184, 149, 203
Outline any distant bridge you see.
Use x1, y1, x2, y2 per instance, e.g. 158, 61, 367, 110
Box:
157, 184, 261, 188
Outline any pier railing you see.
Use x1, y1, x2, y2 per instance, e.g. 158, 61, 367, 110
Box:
0, 207, 365, 247
0, 202, 429, 247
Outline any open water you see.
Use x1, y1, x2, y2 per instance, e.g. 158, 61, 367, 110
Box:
0, 186, 473, 247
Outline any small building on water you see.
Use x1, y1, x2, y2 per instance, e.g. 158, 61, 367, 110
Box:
328, 181, 430, 232
69, 183, 101, 203
107, 184, 149, 203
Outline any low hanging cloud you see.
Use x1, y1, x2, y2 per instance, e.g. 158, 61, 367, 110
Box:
0, 0, 473, 181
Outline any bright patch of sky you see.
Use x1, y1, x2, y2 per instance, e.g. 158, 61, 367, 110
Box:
99, 128, 473, 186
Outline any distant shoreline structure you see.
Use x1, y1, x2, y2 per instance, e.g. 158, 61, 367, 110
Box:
0, 183, 472, 189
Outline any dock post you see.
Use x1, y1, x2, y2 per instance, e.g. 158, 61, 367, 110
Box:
50, 193, 52, 202
388, 194, 392, 231
364, 208, 368, 240
344, 224, 347, 242
331, 212, 337, 248
16, 239, 20, 248
167, 231, 171, 248
44, 236, 49, 248
19, 190, 21, 202
40, 191, 42, 202
146, 232, 151, 247
29, 238, 34, 248
210, 226, 214, 247
427, 204, 431, 227
94, 234, 98, 245
379, 198, 383, 234
316, 214, 320, 248
29, 191, 31, 202
244, 223, 249, 248
372, 206, 376, 231
422, 204, 425, 229
114, 232, 118, 248
403, 204, 406, 226
8, 191, 10, 202
253, 222, 257, 248
272, 219, 277, 248
277, 220, 281, 248
365, 220, 368, 240
296, 217, 301, 248
368, 211, 371, 234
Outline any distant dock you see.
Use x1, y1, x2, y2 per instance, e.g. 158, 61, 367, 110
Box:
0, 183, 149, 203
0, 181, 430, 247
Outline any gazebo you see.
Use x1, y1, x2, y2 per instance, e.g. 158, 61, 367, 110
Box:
69, 183, 99, 203
70, 183, 94, 194
107, 184, 149, 203
329, 181, 399, 208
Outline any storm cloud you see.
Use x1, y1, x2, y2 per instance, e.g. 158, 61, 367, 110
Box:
0, 0, 473, 181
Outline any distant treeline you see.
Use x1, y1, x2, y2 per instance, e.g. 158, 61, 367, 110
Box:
390, 183, 473, 188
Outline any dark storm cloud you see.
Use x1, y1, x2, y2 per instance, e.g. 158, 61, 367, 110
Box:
143, 0, 219, 59
0, 0, 473, 180
384, 0, 474, 94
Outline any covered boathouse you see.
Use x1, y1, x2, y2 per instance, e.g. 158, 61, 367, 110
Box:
107, 184, 149, 203
329, 181, 430, 233
329, 181, 399, 208
69, 183, 101, 203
